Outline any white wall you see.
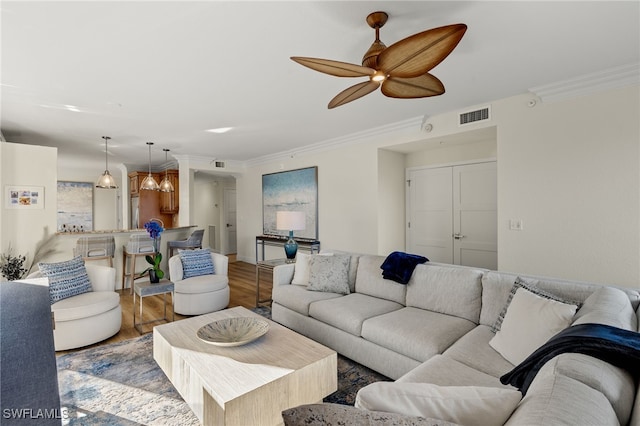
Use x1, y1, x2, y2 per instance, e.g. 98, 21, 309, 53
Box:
405, 139, 497, 168
192, 174, 236, 253
495, 88, 639, 287
237, 85, 640, 289
0, 142, 58, 275
57, 164, 122, 231
237, 143, 383, 263
377, 149, 406, 254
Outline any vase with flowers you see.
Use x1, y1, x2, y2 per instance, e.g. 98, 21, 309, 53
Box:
140, 221, 164, 283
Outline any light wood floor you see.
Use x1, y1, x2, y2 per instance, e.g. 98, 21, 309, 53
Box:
57, 255, 271, 355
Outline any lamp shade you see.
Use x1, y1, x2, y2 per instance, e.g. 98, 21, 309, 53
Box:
276, 211, 306, 231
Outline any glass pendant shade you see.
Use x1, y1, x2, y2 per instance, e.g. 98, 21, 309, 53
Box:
159, 148, 175, 193
96, 136, 118, 189
140, 142, 159, 191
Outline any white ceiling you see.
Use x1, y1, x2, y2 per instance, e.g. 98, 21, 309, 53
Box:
2, 1, 639, 171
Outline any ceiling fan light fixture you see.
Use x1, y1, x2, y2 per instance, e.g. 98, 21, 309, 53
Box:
140, 142, 160, 191
96, 136, 118, 189
371, 71, 386, 82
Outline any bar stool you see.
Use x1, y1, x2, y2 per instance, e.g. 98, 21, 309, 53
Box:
121, 233, 158, 294
73, 236, 116, 267
167, 229, 204, 259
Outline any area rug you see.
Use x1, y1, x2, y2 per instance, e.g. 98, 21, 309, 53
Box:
57, 308, 389, 425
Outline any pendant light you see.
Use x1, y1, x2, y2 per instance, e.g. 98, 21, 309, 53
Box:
158, 148, 175, 192
96, 136, 118, 189
140, 142, 160, 191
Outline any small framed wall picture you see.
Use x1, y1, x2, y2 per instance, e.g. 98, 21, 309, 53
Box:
5, 185, 45, 209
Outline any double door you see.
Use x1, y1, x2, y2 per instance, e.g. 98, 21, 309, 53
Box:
406, 161, 497, 269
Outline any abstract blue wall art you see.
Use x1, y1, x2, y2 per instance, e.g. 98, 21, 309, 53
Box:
262, 167, 318, 239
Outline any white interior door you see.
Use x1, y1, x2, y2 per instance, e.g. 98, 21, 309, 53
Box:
223, 189, 237, 254
406, 167, 453, 263
407, 161, 496, 268
453, 162, 497, 269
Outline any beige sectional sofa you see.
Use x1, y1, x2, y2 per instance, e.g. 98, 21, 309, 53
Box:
272, 252, 640, 425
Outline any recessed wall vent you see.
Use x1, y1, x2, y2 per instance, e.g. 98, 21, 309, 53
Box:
458, 106, 491, 126
214, 161, 225, 168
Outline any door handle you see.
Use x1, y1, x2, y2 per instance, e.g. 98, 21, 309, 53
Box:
453, 233, 465, 240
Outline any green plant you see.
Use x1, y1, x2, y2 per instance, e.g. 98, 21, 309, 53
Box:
1, 244, 27, 281
139, 221, 165, 280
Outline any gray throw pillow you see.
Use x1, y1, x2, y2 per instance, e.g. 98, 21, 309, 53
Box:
307, 255, 350, 295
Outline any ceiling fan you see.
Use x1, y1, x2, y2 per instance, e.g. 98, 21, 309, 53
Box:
291, 11, 467, 109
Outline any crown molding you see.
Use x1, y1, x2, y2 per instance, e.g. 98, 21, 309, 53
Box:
247, 116, 424, 166
529, 62, 639, 103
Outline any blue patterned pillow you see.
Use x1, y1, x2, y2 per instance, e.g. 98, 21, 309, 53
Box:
179, 249, 215, 279
38, 256, 92, 304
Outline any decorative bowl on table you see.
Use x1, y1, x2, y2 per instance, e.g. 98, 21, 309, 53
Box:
196, 317, 269, 347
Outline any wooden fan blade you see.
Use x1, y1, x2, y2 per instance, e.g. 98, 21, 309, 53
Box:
377, 24, 467, 78
291, 57, 375, 78
381, 73, 445, 99
328, 81, 380, 109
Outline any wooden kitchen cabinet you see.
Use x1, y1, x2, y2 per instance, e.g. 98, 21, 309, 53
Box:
129, 171, 173, 229
160, 169, 179, 214
129, 171, 161, 196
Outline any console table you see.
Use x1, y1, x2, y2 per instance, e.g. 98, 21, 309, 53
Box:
255, 235, 320, 262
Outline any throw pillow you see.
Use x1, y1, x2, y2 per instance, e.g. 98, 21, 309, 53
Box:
38, 256, 93, 304
355, 382, 522, 426
291, 252, 333, 285
489, 285, 578, 365
491, 277, 581, 333
291, 252, 312, 285
179, 249, 215, 279
307, 255, 350, 295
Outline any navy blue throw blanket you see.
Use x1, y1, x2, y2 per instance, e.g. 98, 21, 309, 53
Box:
500, 323, 640, 395
380, 251, 428, 284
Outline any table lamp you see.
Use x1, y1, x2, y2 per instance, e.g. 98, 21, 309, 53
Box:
276, 211, 306, 262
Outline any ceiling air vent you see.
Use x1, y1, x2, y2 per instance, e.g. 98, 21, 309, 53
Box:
214, 161, 225, 168
458, 106, 491, 127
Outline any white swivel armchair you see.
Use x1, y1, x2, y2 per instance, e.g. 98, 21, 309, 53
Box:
21, 263, 121, 351
169, 251, 229, 315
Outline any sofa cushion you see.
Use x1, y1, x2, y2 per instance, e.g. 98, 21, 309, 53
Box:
355, 256, 407, 305
443, 325, 515, 378
539, 353, 636, 425
406, 264, 483, 323
272, 283, 343, 317
355, 382, 521, 426
309, 293, 402, 336
52, 291, 120, 322
282, 403, 457, 426
362, 307, 476, 363
505, 368, 618, 426
179, 249, 215, 278
489, 285, 578, 365
572, 286, 638, 331
307, 255, 350, 295
38, 256, 93, 304
398, 355, 510, 389
174, 273, 228, 294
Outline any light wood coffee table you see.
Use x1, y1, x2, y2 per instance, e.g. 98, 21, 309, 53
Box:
153, 306, 337, 425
